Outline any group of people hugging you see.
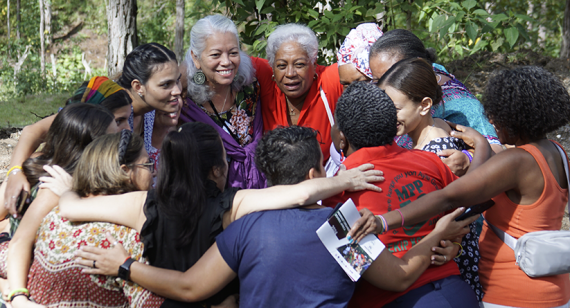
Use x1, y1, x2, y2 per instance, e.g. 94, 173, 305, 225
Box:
0, 13, 569, 308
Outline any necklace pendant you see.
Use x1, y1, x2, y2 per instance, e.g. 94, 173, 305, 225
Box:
289, 108, 296, 116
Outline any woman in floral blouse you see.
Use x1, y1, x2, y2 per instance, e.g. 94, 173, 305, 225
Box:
179, 15, 265, 189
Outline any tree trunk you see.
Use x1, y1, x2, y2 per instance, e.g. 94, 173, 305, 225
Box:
44, 0, 52, 46
174, 0, 185, 63
561, 0, 570, 59
106, 0, 138, 78
7, 0, 10, 57
16, 0, 20, 40
39, 0, 45, 75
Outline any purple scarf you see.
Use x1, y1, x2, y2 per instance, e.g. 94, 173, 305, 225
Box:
179, 97, 267, 189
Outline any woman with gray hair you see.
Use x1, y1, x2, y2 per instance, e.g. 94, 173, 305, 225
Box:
252, 23, 343, 163
179, 14, 266, 189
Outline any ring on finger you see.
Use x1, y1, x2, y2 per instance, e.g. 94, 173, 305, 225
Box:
443, 255, 447, 262
11, 196, 17, 199
93, 260, 97, 268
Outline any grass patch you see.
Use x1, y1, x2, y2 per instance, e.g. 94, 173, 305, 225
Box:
0, 93, 70, 128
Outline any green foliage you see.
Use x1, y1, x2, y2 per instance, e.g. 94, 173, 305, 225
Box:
218, 0, 385, 65
0, 0, 566, 101
0, 92, 68, 128
214, 0, 564, 64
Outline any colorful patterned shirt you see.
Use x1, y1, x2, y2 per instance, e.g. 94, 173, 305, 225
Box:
201, 82, 259, 147
28, 206, 164, 307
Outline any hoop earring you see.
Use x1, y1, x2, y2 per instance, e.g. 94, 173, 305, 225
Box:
314, 73, 319, 81
193, 70, 206, 85
340, 149, 345, 163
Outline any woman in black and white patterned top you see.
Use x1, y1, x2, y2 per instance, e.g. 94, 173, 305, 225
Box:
377, 57, 484, 301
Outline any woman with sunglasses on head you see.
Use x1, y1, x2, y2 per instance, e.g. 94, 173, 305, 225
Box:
41, 121, 383, 308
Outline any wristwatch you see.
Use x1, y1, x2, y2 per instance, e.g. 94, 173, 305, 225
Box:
118, 258, 136, 281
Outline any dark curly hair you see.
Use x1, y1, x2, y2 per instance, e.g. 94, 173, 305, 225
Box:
255, 126, 321, 187
483, 66, 570, 142
369, 29, 437, 64
335, 81, 397, 150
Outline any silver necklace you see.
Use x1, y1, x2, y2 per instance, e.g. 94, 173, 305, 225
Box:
286, 97, 303, 116
215, 87, 230, 113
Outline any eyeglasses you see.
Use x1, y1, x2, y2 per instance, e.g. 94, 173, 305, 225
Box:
131, 158, 155, 173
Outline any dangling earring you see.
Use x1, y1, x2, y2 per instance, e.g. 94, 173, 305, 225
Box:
313, 73, 319, 81
138, 92, 143, 98
340, 149, 346, 162
193, 69, 206, 85
233, 72, 239, 82
271, 74, 275, 82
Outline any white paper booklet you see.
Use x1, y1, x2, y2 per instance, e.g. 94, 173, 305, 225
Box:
316, 198, 385, 282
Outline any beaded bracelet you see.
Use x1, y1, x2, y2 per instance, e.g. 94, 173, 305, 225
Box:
452, 241, 464, 258
461, 150, 473, 163
7, 165, 22, 178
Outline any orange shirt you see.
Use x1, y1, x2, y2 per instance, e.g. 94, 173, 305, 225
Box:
480, 142, 570, 307
252, 57, 342, 161
325, 144, 460, 307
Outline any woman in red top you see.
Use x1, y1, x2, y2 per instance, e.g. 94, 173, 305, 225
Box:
251, 23, 342, 161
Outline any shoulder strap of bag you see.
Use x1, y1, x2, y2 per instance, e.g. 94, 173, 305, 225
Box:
552, 141, 570, 201
484, 141, 570, 251
320, 86, 334, 127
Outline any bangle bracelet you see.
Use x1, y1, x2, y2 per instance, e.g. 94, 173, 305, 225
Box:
375, 215, 385, 234
8, 288, 29, 301
461, 150, 473, 163
395, 208, 404, 228
10, 293, 29, 302
377, 214, 388, 233
453, 241, 463, 258
8, 288, 29, 299
7, 165, 22, 177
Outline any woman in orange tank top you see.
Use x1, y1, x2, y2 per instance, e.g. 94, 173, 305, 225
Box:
350, 66, 570, 307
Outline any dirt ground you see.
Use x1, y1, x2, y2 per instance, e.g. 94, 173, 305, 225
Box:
0, 50, 569, 228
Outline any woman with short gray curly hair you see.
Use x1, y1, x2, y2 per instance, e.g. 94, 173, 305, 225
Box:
252, 23, 343, 164
179, 14, 266, 189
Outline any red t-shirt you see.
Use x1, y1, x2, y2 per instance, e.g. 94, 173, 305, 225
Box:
251, 57, 342, 161
324, 143, 459, 307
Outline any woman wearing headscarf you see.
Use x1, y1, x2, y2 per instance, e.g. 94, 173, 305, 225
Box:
326, 23, 383, 176
337, 23, 383, 90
